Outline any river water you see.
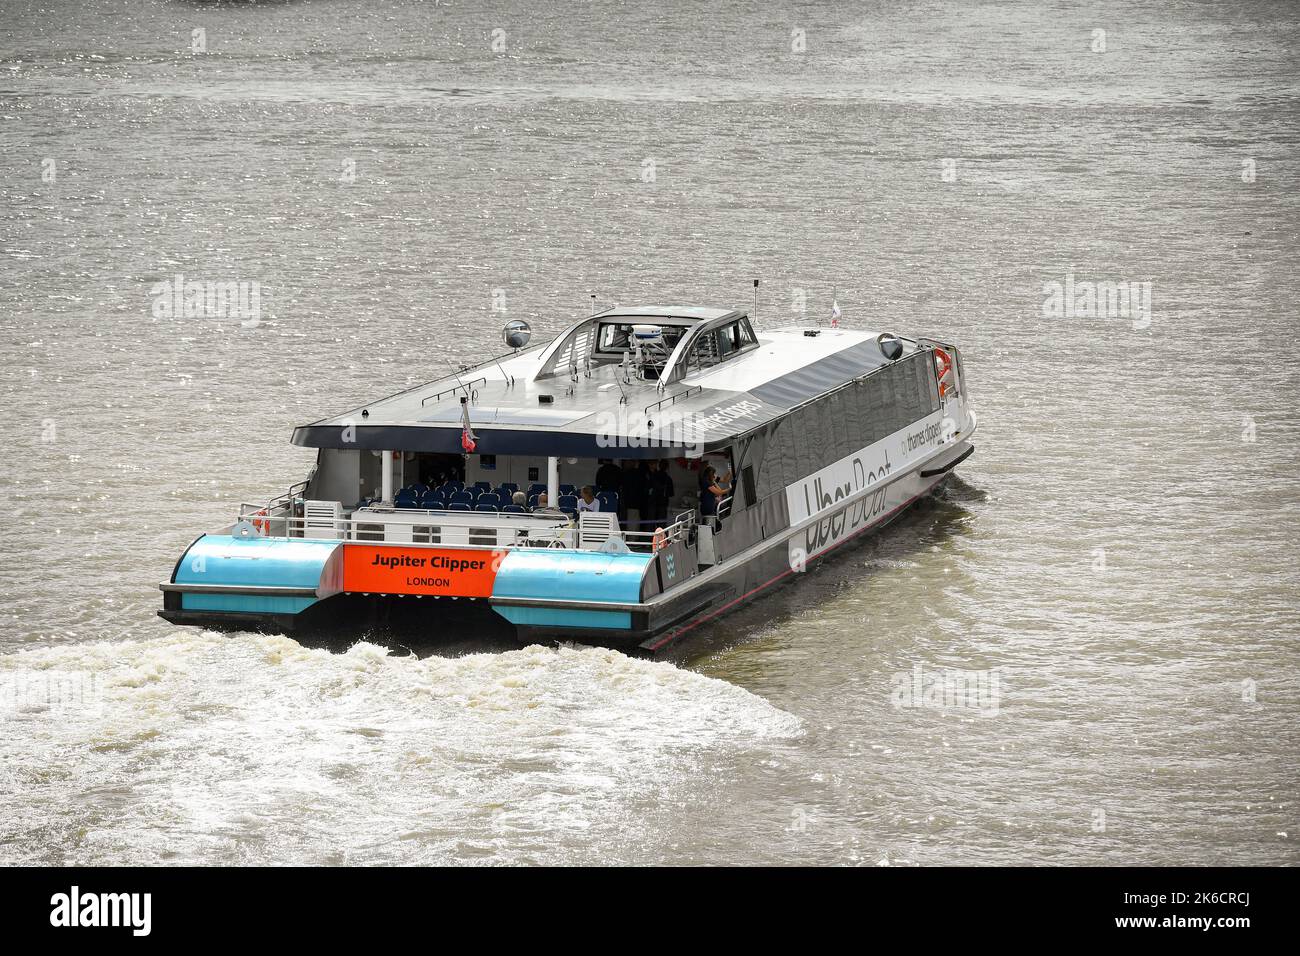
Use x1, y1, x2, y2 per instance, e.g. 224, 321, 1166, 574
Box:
1, 0, 1297, 865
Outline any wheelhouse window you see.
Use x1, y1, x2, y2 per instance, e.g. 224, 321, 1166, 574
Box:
688, 329, 722, 370
690, 318, 758, 370
598, 323, 631, 352
596, 322, 686, 355
730, 318, 758, 350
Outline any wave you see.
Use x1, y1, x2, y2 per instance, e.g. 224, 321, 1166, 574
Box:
0, 633, 800, 865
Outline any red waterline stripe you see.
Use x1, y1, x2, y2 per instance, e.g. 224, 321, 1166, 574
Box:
647, 485, 933, 650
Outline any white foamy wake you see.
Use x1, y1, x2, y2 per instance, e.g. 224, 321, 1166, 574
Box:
0, 632, 800, 865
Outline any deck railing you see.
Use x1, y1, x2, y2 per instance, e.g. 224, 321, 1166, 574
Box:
230, 503, 695, 554
644, 384, 703, 416
420, 376, 488, 407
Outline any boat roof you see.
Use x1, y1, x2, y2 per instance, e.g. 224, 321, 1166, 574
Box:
292, 307, 920, 458
596, 305, 736, 322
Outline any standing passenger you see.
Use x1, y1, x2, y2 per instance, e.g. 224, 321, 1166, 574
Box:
699, 464, 732, 526
646, 459, 674, 528
620, 460, 647, 530
595, 459, 623, 496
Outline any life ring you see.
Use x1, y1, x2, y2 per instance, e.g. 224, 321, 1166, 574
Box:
933, 347, 953, 396
253, 509, 269, 535
652, 527, 667, 552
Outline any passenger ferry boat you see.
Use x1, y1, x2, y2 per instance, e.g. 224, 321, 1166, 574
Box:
159, 305, 976, 652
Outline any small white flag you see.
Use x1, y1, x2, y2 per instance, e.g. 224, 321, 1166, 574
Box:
831, 300, 841, 327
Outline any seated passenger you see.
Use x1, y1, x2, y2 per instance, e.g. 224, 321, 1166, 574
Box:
512, 491, 527, 507
577, 486, 600, 513
535, 492, 549, 509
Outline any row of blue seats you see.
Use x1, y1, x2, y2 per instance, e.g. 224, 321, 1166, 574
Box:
390, 493, 619, 516
405, 502, 532, 514
396, 484, 618, 510
406, 481, 592, 499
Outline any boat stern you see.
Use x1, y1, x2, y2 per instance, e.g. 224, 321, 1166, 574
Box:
158, 534, 345, 632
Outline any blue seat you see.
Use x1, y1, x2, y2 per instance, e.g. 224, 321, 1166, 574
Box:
472, 481, 492, 494
475, 503, 500, 513
527, 494, 541, 509
497, 482, 519, 495
421, 493, 445, 510
448, 502, 471, 512
476, 493, 500, 508
558, 494, 578, 515
450, 490, 473, 506
527, 484, 546, 498
411, 482, 429, 495
441, 480, 464, 493
597, 492, 618, 512
560, 484, 576, 496
503, 504, 527, 514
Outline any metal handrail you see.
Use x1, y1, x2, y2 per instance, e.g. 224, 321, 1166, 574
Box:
421, 376, 488, 407
226, 508, 696, 553
239, 477, 313, 520
644, 384, 703, 416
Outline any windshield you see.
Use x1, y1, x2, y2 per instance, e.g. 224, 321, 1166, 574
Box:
596, 322, 687, 355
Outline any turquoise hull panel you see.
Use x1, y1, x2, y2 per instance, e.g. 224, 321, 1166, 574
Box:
181, 593, 320, 615
493, 606, 633, 630
173, 535, 342, 614
488, 549, 651, 632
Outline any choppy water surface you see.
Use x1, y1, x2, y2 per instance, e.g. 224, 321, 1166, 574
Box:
1, 0, 1297, 865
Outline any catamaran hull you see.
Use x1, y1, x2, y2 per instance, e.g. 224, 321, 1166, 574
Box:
159, 441, 969, 653
511, 456, 959, 652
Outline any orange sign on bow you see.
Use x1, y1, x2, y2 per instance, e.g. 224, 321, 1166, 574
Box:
342, 545, 504, 597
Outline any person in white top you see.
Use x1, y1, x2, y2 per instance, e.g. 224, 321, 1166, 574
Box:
577, 486, 601, 513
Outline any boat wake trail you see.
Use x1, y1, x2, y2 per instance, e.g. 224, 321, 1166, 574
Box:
0, 633, 800, 865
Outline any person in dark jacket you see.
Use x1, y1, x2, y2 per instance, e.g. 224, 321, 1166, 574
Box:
645, 459, 675, 528
595, 459, 622, 495
619, 460, 648, 529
